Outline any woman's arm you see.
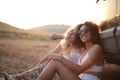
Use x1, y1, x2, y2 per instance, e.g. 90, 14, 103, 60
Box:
47, 44, 103, 74
37, 33, 64, 65
61, 45, 103, 74
49, 33, 64, 40
48, 54, 86, 74
38, 43, 63, 64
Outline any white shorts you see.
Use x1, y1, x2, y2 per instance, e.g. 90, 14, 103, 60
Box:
79, 73, 100, 80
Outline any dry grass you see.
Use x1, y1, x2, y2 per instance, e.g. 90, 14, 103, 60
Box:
0, 38, 120, 80
0, 38, 58, 77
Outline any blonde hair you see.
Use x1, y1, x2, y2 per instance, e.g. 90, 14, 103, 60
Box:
60, 27, 74, 54
60, 23, 84, 55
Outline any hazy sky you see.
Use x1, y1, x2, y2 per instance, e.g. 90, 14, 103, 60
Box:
0, 0, 106, 29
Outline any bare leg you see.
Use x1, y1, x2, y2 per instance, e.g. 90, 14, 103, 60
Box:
4, 61, 48, 80
37, 60, 80, 80
4, 61, 60, 80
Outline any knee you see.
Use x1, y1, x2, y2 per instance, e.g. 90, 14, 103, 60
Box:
49, 60, 62, 68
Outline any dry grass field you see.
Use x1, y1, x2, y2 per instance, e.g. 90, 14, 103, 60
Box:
0, 38, 120, 80
0, 38, 58, 78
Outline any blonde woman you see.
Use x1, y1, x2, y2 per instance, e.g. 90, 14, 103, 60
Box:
4, 24, 84, 80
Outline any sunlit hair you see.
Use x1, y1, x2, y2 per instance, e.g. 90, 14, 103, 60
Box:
60, 27, 73, 54
84, 21, 101, 45
61, 24, 84, 54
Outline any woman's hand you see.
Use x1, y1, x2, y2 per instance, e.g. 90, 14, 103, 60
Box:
49, 33, 64, 40
47, 53, 62, 61
40, 53, 62, 64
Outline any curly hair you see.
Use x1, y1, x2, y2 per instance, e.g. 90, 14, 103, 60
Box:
83, 21, 101, 45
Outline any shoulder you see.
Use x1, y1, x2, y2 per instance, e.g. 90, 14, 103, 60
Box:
91, 44, 102, 51
89, 44, 103, 56
88, 44, 103, 62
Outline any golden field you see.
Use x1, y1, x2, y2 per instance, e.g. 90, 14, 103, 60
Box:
0, 21, 120, 80
0, 38, 58, 78
0, 38, 120, 80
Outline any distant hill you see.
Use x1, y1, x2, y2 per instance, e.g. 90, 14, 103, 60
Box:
0, 22, 70, 40
0, 22, 24, 32
0, 22, 70, 35
28, 24, 70, 35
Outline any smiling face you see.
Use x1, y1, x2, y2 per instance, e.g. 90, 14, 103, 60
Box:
62, 23, 85, 49
77, 21, 100, 45
65, 29, 77, 43
78, 25, 91, 43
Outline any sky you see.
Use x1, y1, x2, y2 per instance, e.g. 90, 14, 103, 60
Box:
0, 0, 107, 29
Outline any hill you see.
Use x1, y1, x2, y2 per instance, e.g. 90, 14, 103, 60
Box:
0, 22, 70, 40
27, 24, 70, 35
0, 22, 24, 32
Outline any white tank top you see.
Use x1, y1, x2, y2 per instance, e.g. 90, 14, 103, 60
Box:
78, 51, 103, 72
63, 49, 81, 64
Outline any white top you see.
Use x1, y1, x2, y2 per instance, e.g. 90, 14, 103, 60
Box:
63, 49, 81, 64
78, 51, 103, 72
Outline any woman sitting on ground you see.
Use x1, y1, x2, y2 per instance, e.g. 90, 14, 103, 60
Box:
4, 24, 84, 80
36, 21, 104, 80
